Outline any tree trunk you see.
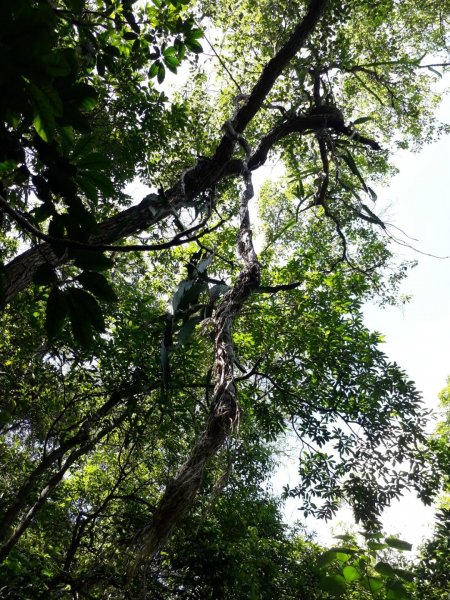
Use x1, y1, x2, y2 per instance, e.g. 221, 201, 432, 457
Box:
130, 169, 260, 572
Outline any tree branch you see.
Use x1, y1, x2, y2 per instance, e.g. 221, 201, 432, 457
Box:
2, 0, 329, 307
0, 193, 224, 254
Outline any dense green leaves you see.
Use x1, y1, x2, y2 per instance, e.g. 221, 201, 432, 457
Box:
316, 533, 414, 599
0, 0, 449, 597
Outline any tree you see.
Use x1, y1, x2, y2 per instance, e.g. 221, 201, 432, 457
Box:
412, 378, 450, 599
1, 0, 449, 596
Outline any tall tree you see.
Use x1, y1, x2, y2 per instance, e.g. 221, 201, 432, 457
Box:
0, 0, 449, 595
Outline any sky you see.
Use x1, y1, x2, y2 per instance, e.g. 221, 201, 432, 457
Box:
277, 94, 450, 552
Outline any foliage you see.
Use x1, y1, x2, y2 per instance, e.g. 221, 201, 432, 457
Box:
411, 378, 450, 599
0, 0, 449, 597
413, 508, 450, 600
316, 531, 415, 599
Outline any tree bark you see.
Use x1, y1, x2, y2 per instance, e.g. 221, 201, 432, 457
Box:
130, 168, 260, 572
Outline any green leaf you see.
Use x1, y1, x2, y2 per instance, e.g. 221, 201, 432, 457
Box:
71, 134, 96, 159
28, 82, 58, 142
67, 303, 94, 347
386, 580, 409, 599
60, 126, 74, 156
163, 46, 178, 57
187, 28, 203, 40
319, 574, 347, 597
76, 152, 109, 170
331, 547, 358, 559
78, 171, 114, 197
185, 39, 203, 53
385, 537, 412, 552
178, 316, 202, 344
317, 550, 338, 567
76, 271, 118, 302
73, 251, 114, 271
45, 288, 69, 338
70, 83, 98, 112
362, 576, 384, 593
367, 540, 388, 551
157, 63, 166, 84
393, 568, 414, 582
171, 279, 193, 314
360, 530, 384, 540
175, 41, 186, 60
164, 53, 180, 72
76, 174, 99, 202
343, 565, 360, 583
33, 202, 54, 223
33, 264, 57, 286
375, 561, 397, 578
149, 61, 160, 78
46, 51, 71, 77
0, 160, 17, 176
317, 548, 354, 567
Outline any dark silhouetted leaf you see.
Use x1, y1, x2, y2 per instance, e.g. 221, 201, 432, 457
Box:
73, 251, 114, 271
385, 537, 412, 552
77, 271, 117, 302
45, 288, 68, 338
33, 264, 57, 286
178, 316, 202, 344
76, 152, 109, 170
67, 287, 105, 333
353, 116, 373, 125
375, 561, 397, 577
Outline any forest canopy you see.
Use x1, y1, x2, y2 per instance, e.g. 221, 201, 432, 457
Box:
0, 0, 449, 597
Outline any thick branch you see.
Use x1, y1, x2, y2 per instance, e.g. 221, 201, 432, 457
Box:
2, 0, 328, 307
0, 194, 222, 254
2, 109, 379, 306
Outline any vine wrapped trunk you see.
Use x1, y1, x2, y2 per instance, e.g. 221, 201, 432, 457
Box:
131, 170, 260, 571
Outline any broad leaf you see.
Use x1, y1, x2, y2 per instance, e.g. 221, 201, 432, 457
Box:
76, 271, 118, 303
385, 537, 413, 552
45, 288, 68, 338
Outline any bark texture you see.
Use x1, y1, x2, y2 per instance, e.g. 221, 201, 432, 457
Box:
130, 169, 259, 571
